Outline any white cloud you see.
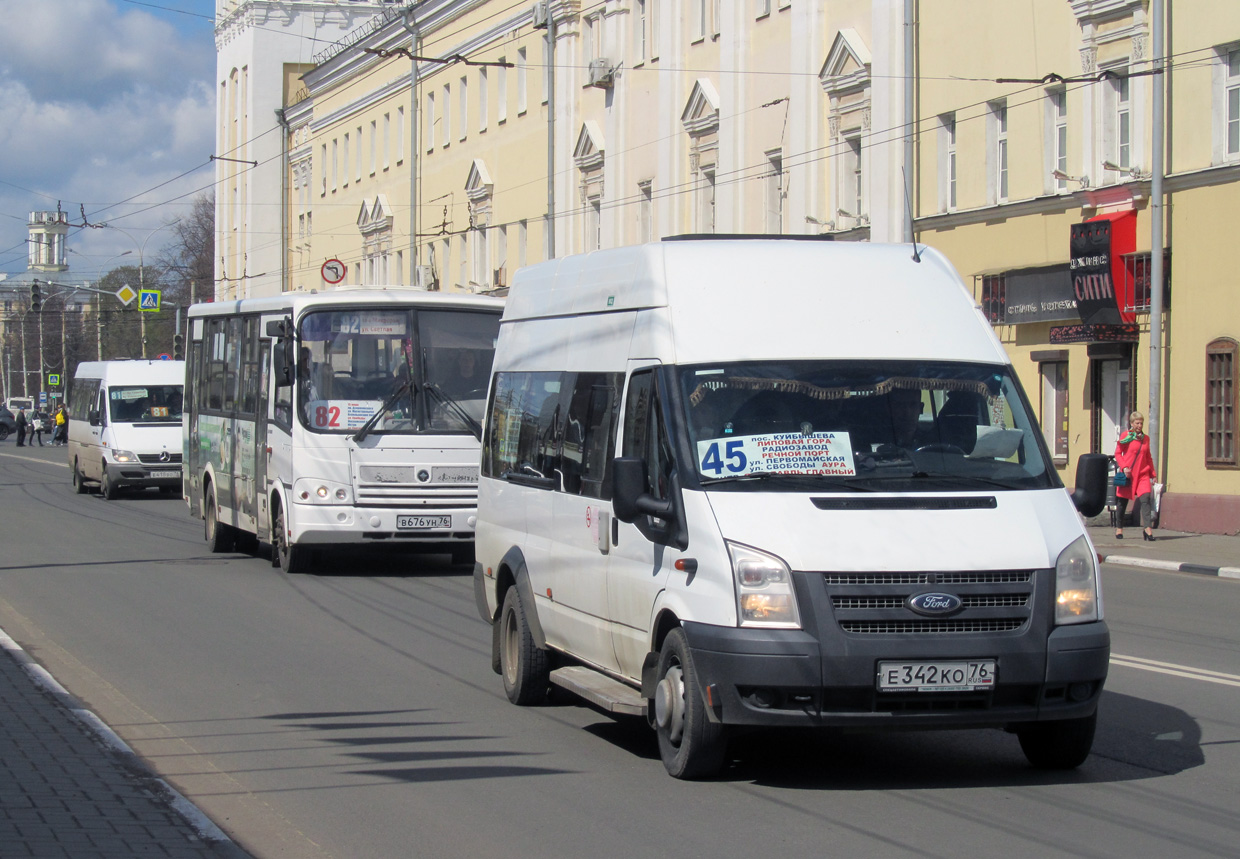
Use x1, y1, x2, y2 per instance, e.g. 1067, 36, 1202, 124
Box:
0, 0, 216, 276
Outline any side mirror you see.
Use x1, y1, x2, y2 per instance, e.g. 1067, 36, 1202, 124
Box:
612, 456, 674, 523
267, 317, 294, 388
88, 409, 99, 427
1071, 453, 1109, 518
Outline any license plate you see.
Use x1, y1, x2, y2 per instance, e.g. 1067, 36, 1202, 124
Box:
149, 470, 180, 479
396, 515, 451, 530
877, 660, 996, 692
433, 466, 478, 484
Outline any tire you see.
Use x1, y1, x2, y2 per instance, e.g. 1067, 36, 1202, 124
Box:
100, 467, 121, 500
653, 628, 727, 779
273, 504, 310, 574
1016, 711, 1097, 770
204, 492, 236, 553
499, 587, 550, 705
72, 459, 89, 494
0, 426, 8, 441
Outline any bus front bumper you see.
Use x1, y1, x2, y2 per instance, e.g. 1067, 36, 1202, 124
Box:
289, 502, 477, 544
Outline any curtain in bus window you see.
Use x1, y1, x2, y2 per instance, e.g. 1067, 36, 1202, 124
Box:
207, 319, 226, 410
223, 317, 243, 412
239, 317, 261, 417
560, 372, 622, 498
484, 372, 563, 480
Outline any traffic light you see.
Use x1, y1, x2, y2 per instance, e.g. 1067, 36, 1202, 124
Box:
30, 281, 41, 312
172, 333, 184, 361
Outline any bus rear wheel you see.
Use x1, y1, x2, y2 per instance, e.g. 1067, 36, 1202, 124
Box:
205, 493, 236, 553
273, 504, 310, 574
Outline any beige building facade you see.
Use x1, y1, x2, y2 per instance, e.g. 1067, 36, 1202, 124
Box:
215, 0, 1237, 532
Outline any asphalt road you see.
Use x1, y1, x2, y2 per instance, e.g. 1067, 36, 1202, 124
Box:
1, 445, 1237, 859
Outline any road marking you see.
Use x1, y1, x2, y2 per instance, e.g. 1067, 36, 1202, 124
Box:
0, 451, 69, 467
1111, 653, 1240, 688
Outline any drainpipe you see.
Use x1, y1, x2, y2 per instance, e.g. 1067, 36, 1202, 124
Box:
903, 0, 916, 243
545, 6, 556, 260
275, 107, 290, 293
1148, 0, 1165, 478
403, 11, 420, 279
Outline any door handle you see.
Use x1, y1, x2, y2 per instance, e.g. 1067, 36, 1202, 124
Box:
597, 511, 610, 555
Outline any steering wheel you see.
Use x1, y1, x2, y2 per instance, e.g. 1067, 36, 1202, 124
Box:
916, 443, 966, 455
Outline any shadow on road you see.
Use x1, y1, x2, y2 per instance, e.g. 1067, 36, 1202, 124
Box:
578, 689, 1203, 789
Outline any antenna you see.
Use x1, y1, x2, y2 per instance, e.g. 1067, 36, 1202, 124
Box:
902, 167, 922, 263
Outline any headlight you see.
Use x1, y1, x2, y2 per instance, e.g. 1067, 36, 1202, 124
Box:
728, 542, 801, 629
110, 448, 138, 463
1055, 535, 1100, 624
292, 478, 352, 504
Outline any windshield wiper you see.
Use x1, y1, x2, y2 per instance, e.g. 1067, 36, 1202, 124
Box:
353, 380, 412, 443
425, 384, 482, 441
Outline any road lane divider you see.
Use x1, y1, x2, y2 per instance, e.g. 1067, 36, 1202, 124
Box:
1110, 653, 1240, 688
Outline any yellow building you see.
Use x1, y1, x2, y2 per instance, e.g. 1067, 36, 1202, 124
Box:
253, 0, 1237, 532
916, 0, 1239, 533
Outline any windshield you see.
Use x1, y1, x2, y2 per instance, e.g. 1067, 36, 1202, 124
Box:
678, 360, 1056, 492
297, 307, 499, 435
108, 385, 183, 424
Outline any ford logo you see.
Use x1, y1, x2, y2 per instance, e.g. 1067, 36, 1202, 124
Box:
907, 592, 963, 616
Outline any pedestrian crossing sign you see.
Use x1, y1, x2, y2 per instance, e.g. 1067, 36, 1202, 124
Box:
48, 373, 60, 386
138, 289, 161, 312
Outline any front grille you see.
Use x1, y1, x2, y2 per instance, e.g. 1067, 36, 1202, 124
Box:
138, 453, 182, 464
839, 619, 1027, 634
823, 569, 1039, 637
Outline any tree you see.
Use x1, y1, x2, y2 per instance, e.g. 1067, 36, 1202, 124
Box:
156, 192, 215, 306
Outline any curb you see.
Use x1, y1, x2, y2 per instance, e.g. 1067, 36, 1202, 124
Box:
0, 627, 235, 847
1100, 554, 1240, 579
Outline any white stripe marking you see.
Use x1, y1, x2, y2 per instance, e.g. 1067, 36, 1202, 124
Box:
1111, 653, 1240, 688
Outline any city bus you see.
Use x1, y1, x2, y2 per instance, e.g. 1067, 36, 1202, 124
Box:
183, 289, 504, 573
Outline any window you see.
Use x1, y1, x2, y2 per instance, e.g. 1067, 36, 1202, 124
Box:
1040, 361, 1069, 462
479, 68, 488, 133
443, 84, 451, 147
765, 152, 783, 234
320, 144, 327, 195
622, 370, 674, 509
396, 106, 404, 164
459, 76, 468, 142
638, 181, 653, 243
1051, 89, 1068, 191
634, 0, 648, 63
483, 372, 565, 480
757, 0, 772, 17
1229, 50, 1240, 155
1207, 338, 1237, 467
980, 273, 1007, 324
517, 48, 528, 114
561, 373, 623, 498
370, 120, 377, 175
693, 0, 708, 40
990, 101, 1009, 202
497, 59, 508, 122
1116, 76, 1131, 169
355, 125, 362, 182
518, 219, 528, 267
342, 133, 349, 187
586, 198, 602, 251
940, 114, 957, 210
842, 136, 863, 219
331, 139, 338, 191
697, 167, 716, 233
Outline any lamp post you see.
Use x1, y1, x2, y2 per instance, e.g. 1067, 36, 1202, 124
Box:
103, 223, 177, 359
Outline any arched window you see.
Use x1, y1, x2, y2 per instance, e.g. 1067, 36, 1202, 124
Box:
1207, 338, 1238, 467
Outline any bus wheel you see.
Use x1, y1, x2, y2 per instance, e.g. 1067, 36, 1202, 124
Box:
499, 587, 549, 705
654, 628, 727, 779
205, 493, 236, 553
72, 459, 89, 494
100, 468, 121, 500
273, 505, 309, 574
1016, 711, 1097, 770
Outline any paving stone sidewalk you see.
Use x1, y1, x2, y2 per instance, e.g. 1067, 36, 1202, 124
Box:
0, 637, 248, 859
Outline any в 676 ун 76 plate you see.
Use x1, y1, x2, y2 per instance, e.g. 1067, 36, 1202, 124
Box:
396, 515, 451, 530
877, 660, 996, 692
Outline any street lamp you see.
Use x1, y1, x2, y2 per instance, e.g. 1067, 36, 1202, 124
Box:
103, 222, 178, 359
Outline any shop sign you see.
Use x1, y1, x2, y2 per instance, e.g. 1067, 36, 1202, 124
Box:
1070, 211, 1137, 326
1049, 323, 1140, 344
1002, 264, 1078, 323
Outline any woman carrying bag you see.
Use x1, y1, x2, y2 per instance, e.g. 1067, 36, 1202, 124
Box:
1114, 410, 1158, 541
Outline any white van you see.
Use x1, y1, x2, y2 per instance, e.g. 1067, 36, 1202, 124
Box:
6, 396, 35, 413
474, 238, 1110, 779
68, 360, 185, 499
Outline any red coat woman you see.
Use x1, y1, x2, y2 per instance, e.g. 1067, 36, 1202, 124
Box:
1114, 411, 1157, 541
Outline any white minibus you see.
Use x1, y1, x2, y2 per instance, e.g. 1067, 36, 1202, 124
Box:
184, 289, 503, 573
68, 360, 185, 498
475, 238, 1109, 779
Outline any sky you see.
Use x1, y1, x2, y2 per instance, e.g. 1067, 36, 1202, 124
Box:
0, 0, 218, 282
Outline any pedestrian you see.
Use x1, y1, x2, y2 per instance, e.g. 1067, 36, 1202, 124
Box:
54, 405, 67, 445
14, 407, 26, 447
1114, 410, 1157, 542
31, 411, 45, 446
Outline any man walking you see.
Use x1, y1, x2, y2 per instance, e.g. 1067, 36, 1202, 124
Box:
14, 408, 26, 447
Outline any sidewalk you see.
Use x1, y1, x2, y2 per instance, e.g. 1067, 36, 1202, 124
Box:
0, 630, 248, 859
1087, 523, 1240, 578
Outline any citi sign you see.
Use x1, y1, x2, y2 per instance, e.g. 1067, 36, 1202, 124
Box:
1073, 270, 1115, 302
